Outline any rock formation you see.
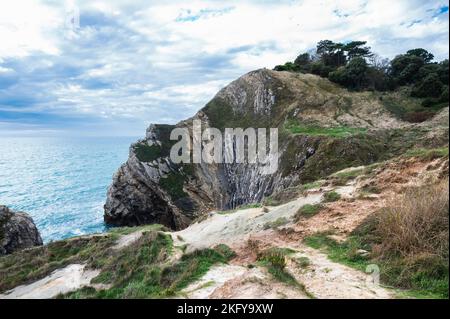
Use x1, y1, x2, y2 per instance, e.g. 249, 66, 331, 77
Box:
104, 69, 447, 229
0, 205, 43, 255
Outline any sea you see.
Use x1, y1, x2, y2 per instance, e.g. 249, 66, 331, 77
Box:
0, 136, 137, 243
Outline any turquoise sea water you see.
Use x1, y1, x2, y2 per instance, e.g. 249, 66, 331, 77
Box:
0, 137, 137, 243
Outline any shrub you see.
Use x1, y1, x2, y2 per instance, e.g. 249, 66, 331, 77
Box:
411, 73, 444, 98
294, 204, 323, 220
372, 181, 449, 297
322, 191, 341, 202
296, 256, 311, 268
374, 182, 448, 260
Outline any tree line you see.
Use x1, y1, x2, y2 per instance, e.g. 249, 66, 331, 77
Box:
274, 40, 449, 107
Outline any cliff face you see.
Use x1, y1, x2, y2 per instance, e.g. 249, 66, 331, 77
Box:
104, 69, 447, 229
0, 206, 43, 255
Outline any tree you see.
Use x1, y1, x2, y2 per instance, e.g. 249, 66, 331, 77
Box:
310, 61, 334, 77
345, 57, 369, 89
316, 40, 346, 67
438, 59, 449, 84
294, 53, 311, 66
369, 53, 390, 71
274, 62, 297, 71
411, 73, 444, 98
390, 54, 424, 84
329, 57, 369, 90
406, 48, 434, 63
345, 41, 372, 60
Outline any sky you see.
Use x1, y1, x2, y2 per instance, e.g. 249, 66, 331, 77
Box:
0, 0, 448, 137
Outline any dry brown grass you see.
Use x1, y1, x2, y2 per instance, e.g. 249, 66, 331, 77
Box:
370, 180, 449, 297
374, 181, 449, 259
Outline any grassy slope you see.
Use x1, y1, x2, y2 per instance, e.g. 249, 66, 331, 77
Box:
0, 225, 236, 298
302, 149, 449, 299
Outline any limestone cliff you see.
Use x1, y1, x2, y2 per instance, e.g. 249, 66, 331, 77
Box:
104, 69, 448, 228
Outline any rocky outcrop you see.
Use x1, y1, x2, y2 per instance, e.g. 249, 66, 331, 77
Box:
0, 206, 43, 255
104, 69, 448, 229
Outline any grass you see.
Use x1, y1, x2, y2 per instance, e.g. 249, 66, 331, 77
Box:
295, 256, 311, 269
107, 224, 168, 236
262, 181, 324, 207
1, 228, 237, 299
322, 191, 341, 202
263, 217, 289, 230
378, 89, 445, 123
294, 204, 324, 220
0, 234, 117, 293
257, 247, 314, 298
301, 181, 324, 190
371, 181, 449, 299
159, 171, 188, 200
403, 147, 449, 160
285, 120, 367, 138
329, 164, 380, 185
60, 232, 236, 299
303, 232, 371, 272
304, 181, 449, 299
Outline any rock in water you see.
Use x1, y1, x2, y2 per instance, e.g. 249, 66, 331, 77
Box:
0, 205, 43, 255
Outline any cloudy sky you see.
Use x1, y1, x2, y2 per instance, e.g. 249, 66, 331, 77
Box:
0, 0, 448, 137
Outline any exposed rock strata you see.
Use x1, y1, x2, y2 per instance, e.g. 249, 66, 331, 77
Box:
104, 69, 448, 229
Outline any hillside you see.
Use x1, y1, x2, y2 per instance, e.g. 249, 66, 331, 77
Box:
104, 69, 448, 229
0, 69, 448, 299
0, 145, 447, 299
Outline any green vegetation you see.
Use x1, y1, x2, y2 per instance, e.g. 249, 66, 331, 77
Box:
378, 90, 444, 123
108, 224, 168, 236
330, 164, 380, 185
263, 217, 289, 230
133, 143, 163, 163
403, 147, 449, 160
133, 125, 177, 162
159, 171, 188, 200
304, 232, 370, 271
322, 191, 341, 202
295, 256, 311, 269
294, 204, 324, 220
59, 232, 235, 299
257, 247, 314, 298
1, 228, 236, 299
263, 181, 324, 206
274, 40, 448, 113
0, 234, 117, 293
285, 120, 366, 138
305, 181, 449, 299
284, 131, 392, 180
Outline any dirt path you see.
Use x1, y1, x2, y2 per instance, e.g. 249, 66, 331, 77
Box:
288, 246, 392, 299
181, 242, 392, 299
0, 264, 99, 299
183, 264, 309, 299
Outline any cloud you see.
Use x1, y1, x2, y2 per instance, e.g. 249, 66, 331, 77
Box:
0, 0, 448, 136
